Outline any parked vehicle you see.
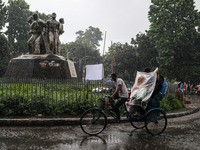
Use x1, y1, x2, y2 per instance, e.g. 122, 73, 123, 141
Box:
104, 79, 114, 85
92, 87, 110, 93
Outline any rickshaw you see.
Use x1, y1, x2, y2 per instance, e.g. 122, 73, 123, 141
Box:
80, 68, 167, 136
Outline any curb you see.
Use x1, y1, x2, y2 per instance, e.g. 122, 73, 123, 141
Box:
0, 105, 199, 126
166, 105, 200, 118
0, 118, 80, 126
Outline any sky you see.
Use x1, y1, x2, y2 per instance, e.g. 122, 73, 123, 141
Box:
3, 0, 200, 55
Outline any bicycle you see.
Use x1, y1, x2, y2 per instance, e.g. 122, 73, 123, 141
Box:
80, 94, 167, 136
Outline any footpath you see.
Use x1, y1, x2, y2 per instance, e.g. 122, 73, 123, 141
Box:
0, 104, 199, 126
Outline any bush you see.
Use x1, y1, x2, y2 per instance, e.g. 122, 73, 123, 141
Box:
160, 94, 185, 111
0, 96, 94, 117
0, 94, 185, 117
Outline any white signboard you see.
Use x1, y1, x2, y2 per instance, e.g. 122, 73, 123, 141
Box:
85, 64, 104, 80
67, 60, 77, 78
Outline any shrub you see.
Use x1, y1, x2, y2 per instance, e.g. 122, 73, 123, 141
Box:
160, 94, 185, 111
0, 96, 94, 117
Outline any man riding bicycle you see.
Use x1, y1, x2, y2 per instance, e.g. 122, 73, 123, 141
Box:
110, 73, 128, 120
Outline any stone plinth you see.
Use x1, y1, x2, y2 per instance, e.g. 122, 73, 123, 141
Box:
4, 54, 78, 79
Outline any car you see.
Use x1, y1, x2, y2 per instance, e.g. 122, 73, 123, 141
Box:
92, 87, 110, 93
104, 79, 114, 85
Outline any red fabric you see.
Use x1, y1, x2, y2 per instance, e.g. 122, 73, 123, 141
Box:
198, 87, 200, 91
128, 91, 131, 99
183, 85, 186, 91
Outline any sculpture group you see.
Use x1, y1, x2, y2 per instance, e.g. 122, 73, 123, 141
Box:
27, 12, 64, 55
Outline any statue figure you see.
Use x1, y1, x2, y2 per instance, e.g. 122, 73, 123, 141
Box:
47, 12, 60, 54
27, 13, 47, 54
41, 21, 50, 54
27, 16, 34, 54
57, 18, 64, 55
27, 12, 64, 55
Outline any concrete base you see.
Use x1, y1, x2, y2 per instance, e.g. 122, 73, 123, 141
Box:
4, 54, 78, 80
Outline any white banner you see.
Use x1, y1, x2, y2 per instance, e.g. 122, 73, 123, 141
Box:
67, 60, 77, 78
85, 64, 104, 80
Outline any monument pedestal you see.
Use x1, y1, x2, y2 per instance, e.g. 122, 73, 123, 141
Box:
4, 54, 78, 80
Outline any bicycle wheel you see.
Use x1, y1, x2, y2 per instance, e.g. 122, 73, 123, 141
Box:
130, 115, 145, 129
145, 109, 167, 135
80, 108, 107, 136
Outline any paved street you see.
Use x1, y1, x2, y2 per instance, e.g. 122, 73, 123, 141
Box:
0, 109, 200, 150
0, 95, 199, 150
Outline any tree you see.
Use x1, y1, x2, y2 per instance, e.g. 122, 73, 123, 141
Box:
60, 26, 103, 79
0, 1, 10, 77
104, 34, 157, 81
5, 0, 30, 56
131, 33, 158, 71
104, 42, 137, 81
61, 41, 101, 64
0, 0, 6, 30
148, 0, 200, 81
60, 41, 102, 79
0, 34, 10, 76
76, 26, 103, 50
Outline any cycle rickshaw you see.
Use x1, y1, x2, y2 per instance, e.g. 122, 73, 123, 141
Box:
80, 69, 167, 136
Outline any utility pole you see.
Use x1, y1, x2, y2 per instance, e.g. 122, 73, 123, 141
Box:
111, 41, 113, 73
84, 44, 87, 82
102, 31, 107, 81
102, 31, 107, 65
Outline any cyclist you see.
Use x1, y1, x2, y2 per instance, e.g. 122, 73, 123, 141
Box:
110, 73, 128, 120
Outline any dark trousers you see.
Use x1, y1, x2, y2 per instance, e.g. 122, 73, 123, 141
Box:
132, 105, 144, 114
113, 97, 127, 118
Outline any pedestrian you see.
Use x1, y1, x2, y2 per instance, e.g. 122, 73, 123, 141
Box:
187, 81, 190, 94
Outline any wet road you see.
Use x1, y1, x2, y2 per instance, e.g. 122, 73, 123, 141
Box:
0, 95, 199, 150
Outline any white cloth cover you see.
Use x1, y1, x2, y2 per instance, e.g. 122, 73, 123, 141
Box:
85, 64, 104, 80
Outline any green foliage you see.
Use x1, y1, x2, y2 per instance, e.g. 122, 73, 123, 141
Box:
148, 0, 200, 81
0, 96, 34, 116
0, 0, 6, 30
61, 26, 103, 62
104, 33, 158, 80
60, 41, 102, 79
0, 34, 10, 76
0, 1, 9, 77
5, 0, 30, 56
160, 94, 185, 111
0, 96, 93, 117
131, 33, 158, 71
104, 42, 137, 80
76, 26, 103, 50
0, 82, 109, 116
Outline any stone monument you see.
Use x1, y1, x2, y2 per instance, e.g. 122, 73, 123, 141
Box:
4, 13, 78, 80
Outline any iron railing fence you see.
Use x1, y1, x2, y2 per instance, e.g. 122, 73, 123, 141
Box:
0, 78, 177, 111
0, 78, 114, 108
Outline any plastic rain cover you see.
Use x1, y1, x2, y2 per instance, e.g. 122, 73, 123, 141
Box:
128, 68, 158, 110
